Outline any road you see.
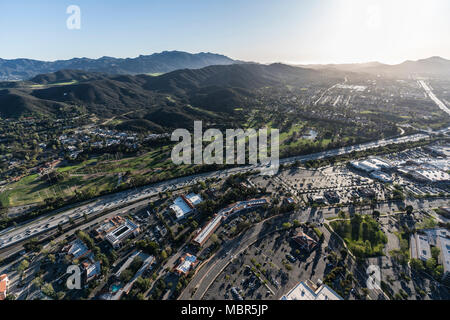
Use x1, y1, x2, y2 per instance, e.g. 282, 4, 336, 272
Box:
179, 197, 448, 300
418, 80, 450, 116
0, 127, 447, 253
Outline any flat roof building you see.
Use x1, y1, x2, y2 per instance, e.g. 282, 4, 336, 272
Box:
175, 253, 198, 275
192, 214, 223, 247
370, 170, 393, 183
106, 219, 140, 249
281, 280, 343, 300
65, 238, 91, 261
410, 233, 432, 262
439, 237, 450, 280
170, 193, 203, 220
192, 198, 267, 247
350, 157, 392, 173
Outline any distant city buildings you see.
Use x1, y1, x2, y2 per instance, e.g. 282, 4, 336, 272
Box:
281, 280, 343, 300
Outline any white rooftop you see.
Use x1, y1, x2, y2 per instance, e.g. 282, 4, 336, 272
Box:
170, 196, 193, 219
186, 193, 203, 206
281, 281, 343, 300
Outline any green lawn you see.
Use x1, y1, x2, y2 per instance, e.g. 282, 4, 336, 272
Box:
330, 214, 387, 258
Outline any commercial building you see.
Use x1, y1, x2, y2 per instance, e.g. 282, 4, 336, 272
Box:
410, 233, 432, 261
93, 216, 126, 240
192, 214, 223, 247
292, 231, 318, 252
410, 228, 450, 281
174, 253, 198, 275
65, 238, 91, 260
308, 194, 326, 204
370, 170, 393, 183
324, 191, 340, 203
350, 157, 391, 173
105, 219, 140, 249
281, 280, 343, 300
170, 193, 203, 220
220, 198, 268, 220
0, 274, 9, 300
192, 198, 268, 247
410, 168, 450, 183
83, 260, 102, 282
439, 237, 450, 281
425, 145, 450, 158
358, 188, 376, 198
64, 238, 101, 283
284, 197, 295, 205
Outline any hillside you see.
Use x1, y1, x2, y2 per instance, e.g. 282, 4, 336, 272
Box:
0, 63, 341, 128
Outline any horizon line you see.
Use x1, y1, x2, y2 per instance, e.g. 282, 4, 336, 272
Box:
1, 50, 449, 66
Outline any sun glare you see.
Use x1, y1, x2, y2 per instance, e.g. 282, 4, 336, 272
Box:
319, 0, 446, 64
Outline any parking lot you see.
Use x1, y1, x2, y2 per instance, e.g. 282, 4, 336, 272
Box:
204, 226, 336, 300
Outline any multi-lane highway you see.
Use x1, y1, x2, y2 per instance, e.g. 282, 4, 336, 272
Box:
0, 127, 447, 253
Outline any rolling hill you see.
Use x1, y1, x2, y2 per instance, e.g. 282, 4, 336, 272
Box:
0, 63, 342, 129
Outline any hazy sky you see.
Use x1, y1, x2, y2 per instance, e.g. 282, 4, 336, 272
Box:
1, 0, 449, 64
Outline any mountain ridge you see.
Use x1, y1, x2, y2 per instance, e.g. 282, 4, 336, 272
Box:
0, 51, 238, 81
296, 56, 450, 77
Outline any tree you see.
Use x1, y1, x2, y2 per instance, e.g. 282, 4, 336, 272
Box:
338, 211, 346, 219
405, 205, 414, 215
410, 258, 425, 272
210, 234, 219, 244
282, 222, 292, 230
425, 258, 437, 271
42, 283, 56, 298
130, 257, 143, 273
120, 269, 134, 283
431, 247, 440, 261
5, 294, 16, 300
134, 276, 151, 292
372, 210, 381, 220
17, 259, 30, 273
